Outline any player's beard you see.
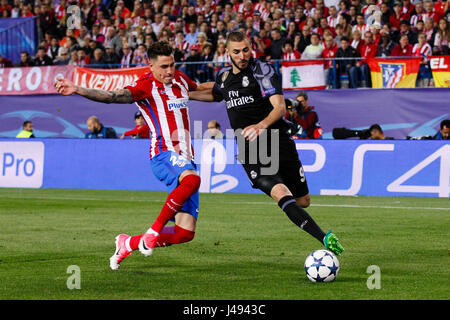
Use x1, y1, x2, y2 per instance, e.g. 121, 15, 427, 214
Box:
230, 56, 249, 71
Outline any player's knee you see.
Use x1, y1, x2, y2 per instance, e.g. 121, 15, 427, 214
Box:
297, 195, 311, 208
181, 173, 201, 192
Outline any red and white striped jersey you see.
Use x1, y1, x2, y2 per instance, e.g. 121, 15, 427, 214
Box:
125, 70, 197, 160
283, 50, 301, 60
352, 24, 371, 37
412, 42, 432, 58
327, 15, 339, 28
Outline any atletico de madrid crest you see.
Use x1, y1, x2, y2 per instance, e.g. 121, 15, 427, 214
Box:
380, 63, 405, 88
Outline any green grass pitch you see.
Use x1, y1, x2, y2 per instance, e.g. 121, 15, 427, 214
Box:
0, 188, 449, 300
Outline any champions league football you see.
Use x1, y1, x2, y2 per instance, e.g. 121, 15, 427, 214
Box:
304, 250, 340, 283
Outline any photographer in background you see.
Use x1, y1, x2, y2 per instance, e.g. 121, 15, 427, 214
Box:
434, 119, 450, 140
284, 92, 323, 139
369, 124, 394, 140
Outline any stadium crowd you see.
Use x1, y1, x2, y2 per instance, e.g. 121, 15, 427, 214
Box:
0, 0, 449, 87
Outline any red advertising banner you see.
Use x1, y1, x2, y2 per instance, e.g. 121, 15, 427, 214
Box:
73, 66, 150, 91
0, 65, 74, 95
429, 56, 450, 87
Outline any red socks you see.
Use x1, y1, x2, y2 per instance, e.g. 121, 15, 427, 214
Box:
128, 174, 200, 252
128, 225, 195, 251
151, 174, 201, 233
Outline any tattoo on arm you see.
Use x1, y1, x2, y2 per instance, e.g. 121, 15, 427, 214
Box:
76, 87, 133, 104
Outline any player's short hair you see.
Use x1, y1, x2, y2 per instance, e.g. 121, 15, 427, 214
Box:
296, 91, 308, 101
148, 41, 173, 61
369, 124, 383, 133
440, 119, 450, 129
23, 120, 32, 128
226, 31, 250, 47
209, 120, 221, 129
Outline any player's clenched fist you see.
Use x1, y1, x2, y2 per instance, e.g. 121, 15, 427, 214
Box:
54, 77, 77, 96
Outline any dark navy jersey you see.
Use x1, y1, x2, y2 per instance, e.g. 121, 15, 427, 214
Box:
212, 58, 289, 133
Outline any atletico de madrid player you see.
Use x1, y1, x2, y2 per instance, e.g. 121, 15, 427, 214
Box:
54, 41, 213, 270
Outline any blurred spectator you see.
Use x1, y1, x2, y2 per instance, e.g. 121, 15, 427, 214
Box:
393, 20, 418, 45
283, 39, 301, 60
423, 17, 437, 45
335, 36, 360, 88
91, 24, 105, 44
120, 112, 150, 139
301, 33, 324, 59
104, 43, 120, 67
422, 0, 442, 25
34, 46, 53, 66
53, 48, 70, 65
380, 2, 392, 26
68, 51, 79, 66
413, 32, 433, 87
66, 36, 80, 54
132, 44, 149, 66
197, 42, 214, 82
339, 13, 353, 38
47, 37, 63, 62
323, 36, 338, 88
89, 48, 108, 67
410, 2, 425, 28
120, 43, 133, 68
401, 0, 415, 19
433, 119, 450, 140
284, 92, 323, 140
185, 44, 202, 82
76, 48, 91, 67
296, 26, 312, 53
185, 23, 199, 46
85, 116, 117, 139
0, 0, 12, 17
268, 28, 284, 60
391, 34, 413, 56
16, 51, 34, 67
390, 2, 408, 32
357, 31, 378, 88
433, 18, 450, 55
334, 24, 344, 47
369, 124, 394, 140
16, 121, 35, 138
207, 120, 224, 139
350, 29, 363, 52
352, 14, 370, 39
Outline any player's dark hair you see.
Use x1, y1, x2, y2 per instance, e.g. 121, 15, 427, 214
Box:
226, 31, 249, 47
148, 41, 173, 60
296, 91, 308, 101
369, 124, 383, 133
440, 119, 450, 129
23, 120, 32, 128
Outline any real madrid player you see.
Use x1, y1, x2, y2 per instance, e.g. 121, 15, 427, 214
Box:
55, 41, 214, 270
189, 31, 344, 255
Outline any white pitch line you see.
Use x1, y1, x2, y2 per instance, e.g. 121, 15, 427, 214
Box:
1, 195, 449, 211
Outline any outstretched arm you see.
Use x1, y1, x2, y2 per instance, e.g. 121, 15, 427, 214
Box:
189, 81, 216, 102
54, 77, 133, 104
